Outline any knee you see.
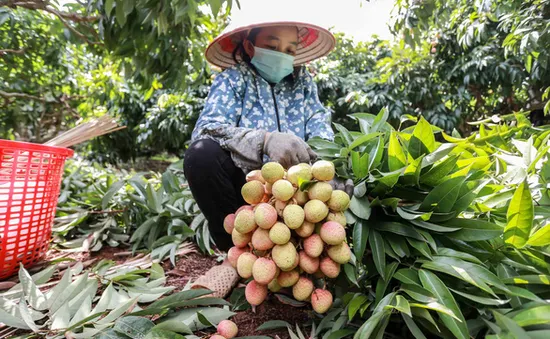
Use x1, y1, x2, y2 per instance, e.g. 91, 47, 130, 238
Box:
184, 139, 225, 175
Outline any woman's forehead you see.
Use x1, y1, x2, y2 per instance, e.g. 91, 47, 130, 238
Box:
256, 26, 299, 41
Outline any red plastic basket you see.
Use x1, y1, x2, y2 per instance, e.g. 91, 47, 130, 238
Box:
0, 140, 73, 279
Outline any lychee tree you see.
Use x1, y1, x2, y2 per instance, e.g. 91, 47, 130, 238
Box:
307, 108, 550, 338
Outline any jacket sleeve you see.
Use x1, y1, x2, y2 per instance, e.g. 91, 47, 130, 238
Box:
303, 72, 335, 141
192, 71, 266, 171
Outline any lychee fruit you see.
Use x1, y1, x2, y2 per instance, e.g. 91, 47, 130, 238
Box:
299, 251, 320, 274
304, 199, 329, 223
312, 160, 335, 181
210, 335, 226, 339
269, 222, 291, 245
293, 189, 309, 205
303, 234, 324, 258
232, 229, 252, 248
234, 209, 257, 234
261, 162, 285, 184
277, 269, 300, 287
272, 242, 297, 271
268, 278, 282, 292
292, 277, 314, 301
251, 228, 274, 251
217, 320, 238, 338
287, 163, 313, 186
223, 214, 236, 234
326, 211, 347, 226
246, 170, 265, 184
320, 257, 341, 278
275, 199, 288, 217
283, 204, 305, 229
320, 221, 346, 245
227, 246, 249, 268
254, 203, 277, 230
265, 182, 273, 194
237, 252, 257, 279
282, 251, 300, 272
252, 257, 277, 285
327, 242, 351, 264
295, 220, 315, 238
307, 182, 333, 202
236, 205, 253, 214
327, 190, 350, 212
245, 280, 268, 306
311, 289, 333, 313
241, 180, 265, 205
272, 180, 295, 201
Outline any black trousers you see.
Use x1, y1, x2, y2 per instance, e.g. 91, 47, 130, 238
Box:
184, 139, 246, 251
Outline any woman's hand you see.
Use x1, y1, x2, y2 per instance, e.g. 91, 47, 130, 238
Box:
263, 132, 317, 168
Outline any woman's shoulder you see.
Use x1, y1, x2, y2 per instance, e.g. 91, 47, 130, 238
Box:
216, 63, 253, 81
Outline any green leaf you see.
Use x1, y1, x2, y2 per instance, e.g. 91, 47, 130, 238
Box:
369, 228, 386, 280
503, 275, 550, 285
527, 225, 550, 247
419, 270, 468, 339
349, 133, 381, 150
115, 0, 127, 26
450, 289, 509, 306
146, 184, 162, 214
402, 314, 427, 339
407, 238, 432, 259
512, 305, 550, 327
420, 155, 459, 187
388, 131, 407, 171
409, 219, 460, 233
351, 151, 369, 179
256, 320, 292, 331
372, 107, 389, 133
394, 268, 421, 286
144, 329, 186, 339
374, 222, 424, 241
386, 236, 410, 257
409, 117, 436, 159
327, 329, 357, 339
334, 123, 354, 146
0, 307, 30, 329
504, 180, 534, 248
353, 310, 388, 339
114, 316, 155, 338
208, 0, 222, 18
353, 219, 369, 260
436, 247, 484, 265
420, 176, 465, 213
421, 256, 507, 295
19, 298, 40, 332
105, 0, 115, 17
349, 195, 371, 220
444, 218, 503, 241
388, 295, 412, 317
102, 180, 125, 210
348, 295, 368, 321
18, 264, 47, 310
492, 311, 530, 339
123, 0, 134, 16
400, 284, 436, 303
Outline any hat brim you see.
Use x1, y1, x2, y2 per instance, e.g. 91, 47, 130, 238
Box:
205, 21, 335, 69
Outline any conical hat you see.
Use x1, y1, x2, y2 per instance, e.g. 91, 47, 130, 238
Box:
205, 5, 336, 69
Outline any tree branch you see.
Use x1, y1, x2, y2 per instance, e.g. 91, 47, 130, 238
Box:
0, 48, 25, 55
1, 0, 102, 45
0, 90, 43, 101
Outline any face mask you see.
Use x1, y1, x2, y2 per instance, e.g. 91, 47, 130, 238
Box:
250, 46, 295, 84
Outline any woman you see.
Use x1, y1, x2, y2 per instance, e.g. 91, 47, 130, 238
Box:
185, 19, 351, 252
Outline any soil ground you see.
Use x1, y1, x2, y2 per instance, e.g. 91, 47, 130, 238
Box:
1, 245, 311, 339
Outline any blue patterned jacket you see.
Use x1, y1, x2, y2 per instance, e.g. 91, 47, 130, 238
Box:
191, 62, 334, 170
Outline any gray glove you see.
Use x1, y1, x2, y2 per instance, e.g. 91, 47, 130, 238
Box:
329, 177, 354, 197
263, 132, 317, 169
